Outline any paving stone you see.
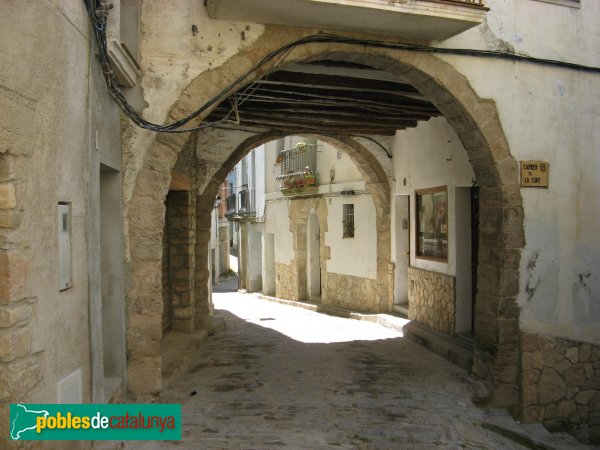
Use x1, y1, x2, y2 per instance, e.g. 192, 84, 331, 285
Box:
122, 293, 589, 449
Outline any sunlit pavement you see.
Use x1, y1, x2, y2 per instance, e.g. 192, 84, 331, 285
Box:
125, 291, 585, 449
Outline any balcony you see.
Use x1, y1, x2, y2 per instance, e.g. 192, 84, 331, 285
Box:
207, 0, 487, 42
224, 186, 257, 222
276, 142, 319, 197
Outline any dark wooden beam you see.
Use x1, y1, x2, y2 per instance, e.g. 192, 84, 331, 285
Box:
261, 71, 422, 98
237, 87, 439, 115
214, 100, 435, 121
230, 114, 406, 135
246, 83, 434, 109
215, 109, 418, 129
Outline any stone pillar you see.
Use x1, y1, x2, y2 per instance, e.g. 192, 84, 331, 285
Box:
194, 203, 213, 328
126, 141, 178, 399
165, 191, 196, 333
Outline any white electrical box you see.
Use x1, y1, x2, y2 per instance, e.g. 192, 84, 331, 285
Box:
57, 368, 82, 404
58, 203, 72, 290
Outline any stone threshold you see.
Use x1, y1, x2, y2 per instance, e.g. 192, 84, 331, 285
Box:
403, 321, 474, 372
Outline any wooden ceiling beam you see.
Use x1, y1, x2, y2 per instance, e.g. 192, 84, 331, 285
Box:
214, 101, 434, 121
245, 84, 435, 110
215, 110, 418, 128
239, 120, 399, 136
223, 113, 409, 135
260, 70, 421, 97
236, 88, 439, 115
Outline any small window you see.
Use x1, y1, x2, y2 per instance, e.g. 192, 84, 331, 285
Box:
416, 186, 448, 262
342, 204, 354, 239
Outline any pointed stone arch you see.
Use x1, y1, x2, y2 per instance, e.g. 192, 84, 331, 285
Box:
126, 30, 523, 410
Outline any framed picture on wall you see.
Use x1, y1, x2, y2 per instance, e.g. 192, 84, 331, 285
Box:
415, 186, 448, 262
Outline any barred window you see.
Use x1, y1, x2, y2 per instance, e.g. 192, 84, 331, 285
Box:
342, 204, 354, 239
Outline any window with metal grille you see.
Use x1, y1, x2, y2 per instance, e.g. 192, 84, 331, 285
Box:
342, 204, 354, 239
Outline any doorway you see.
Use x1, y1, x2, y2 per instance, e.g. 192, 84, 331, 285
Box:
307, 210, 321, 300
393, 195, 410, 315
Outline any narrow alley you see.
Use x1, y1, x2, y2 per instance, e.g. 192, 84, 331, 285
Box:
126, 287, 585, 449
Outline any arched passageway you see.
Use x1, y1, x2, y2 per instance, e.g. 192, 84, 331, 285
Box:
126, 36, 523, 413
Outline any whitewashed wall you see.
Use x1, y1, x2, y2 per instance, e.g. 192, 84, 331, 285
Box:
265, 199, 294, 265
392, 116, 475, 276
325, 194, 378, 279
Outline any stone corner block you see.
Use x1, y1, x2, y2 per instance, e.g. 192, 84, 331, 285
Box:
0, 251, 30, 304
0, 184, 16, 210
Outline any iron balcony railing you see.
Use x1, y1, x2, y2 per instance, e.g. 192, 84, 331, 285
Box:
224, 186, 256, 221
276, 142, 318, 191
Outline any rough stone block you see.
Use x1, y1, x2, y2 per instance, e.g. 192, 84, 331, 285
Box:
0, 354, 41, 401
566, 364, 588, 387
127, 314, 162, 343
499, 270, 519, 297
0, 302, 31, 328
580, 344, 591, 363
522, 405, 542, 423
497, 317, 518, 344
575, 390, 596, 406
0, 210, 20, 229
127, 356, 161, 398
538, 368, 566, 405
172, 318, 195, 333
0, 184, 16, 209
0, 250, 29, 304
0, 325, 31, 362
532, 350, 544, 370
523, 385, 538, 407
479, 186, 502, 208
521, 332, 538, 352
0, 155, 15, 182
503, 207, 524, 234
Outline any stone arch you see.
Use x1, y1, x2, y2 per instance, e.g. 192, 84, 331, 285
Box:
192, 131, 392, 318
126, 31, 523, 409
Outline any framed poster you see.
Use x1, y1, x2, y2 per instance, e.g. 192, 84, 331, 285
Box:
416, 186, 448, 262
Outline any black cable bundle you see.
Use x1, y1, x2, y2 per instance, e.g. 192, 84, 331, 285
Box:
83, 0, 600, 134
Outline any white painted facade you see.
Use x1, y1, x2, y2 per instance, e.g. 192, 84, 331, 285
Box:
264, 136, 378, 281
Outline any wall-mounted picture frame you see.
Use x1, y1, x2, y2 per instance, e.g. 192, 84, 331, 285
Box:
415, 186, 448, 262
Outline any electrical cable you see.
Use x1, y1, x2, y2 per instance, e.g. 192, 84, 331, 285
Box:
84, 0, 600, 135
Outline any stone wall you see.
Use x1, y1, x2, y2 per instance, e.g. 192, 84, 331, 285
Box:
408, 267, 456, 335
521, 331, 600, 444
322, 272, 379, 312
275, 263, 297, 301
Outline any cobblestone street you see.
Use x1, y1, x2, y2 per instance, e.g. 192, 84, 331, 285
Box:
127, 288, 587, 449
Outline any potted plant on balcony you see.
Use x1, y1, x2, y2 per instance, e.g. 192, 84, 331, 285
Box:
284, 175, 295, 189
295, 141, 307, 153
